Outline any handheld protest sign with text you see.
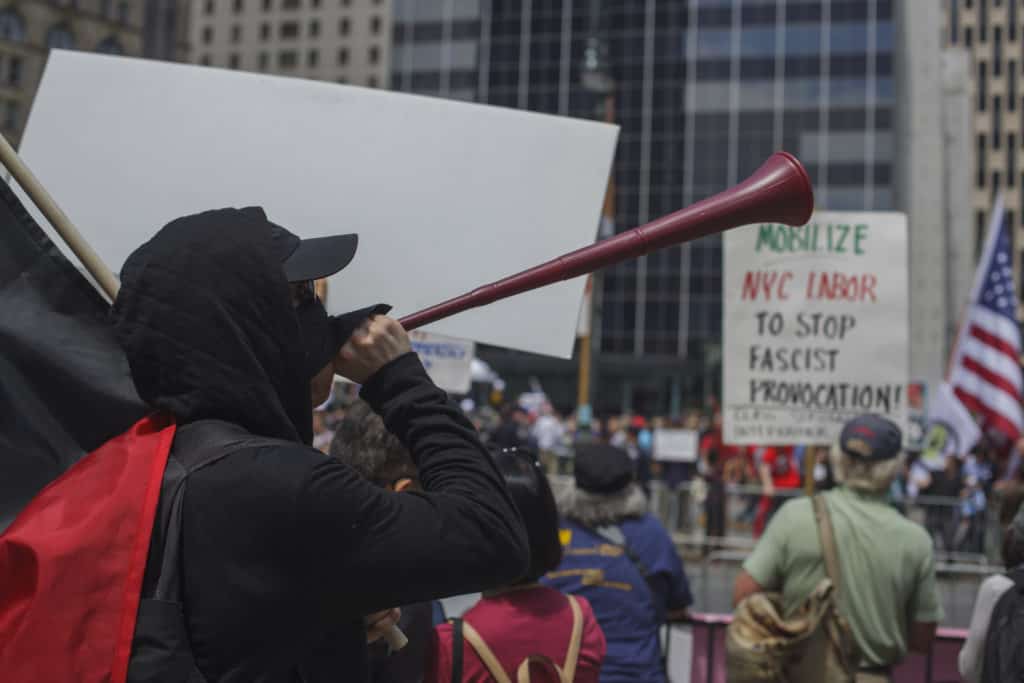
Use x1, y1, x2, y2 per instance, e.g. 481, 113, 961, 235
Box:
723, 212, 909, 445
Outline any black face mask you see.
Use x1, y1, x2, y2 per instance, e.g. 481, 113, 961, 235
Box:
296, 297, 335, 380
295, 299, 393, 380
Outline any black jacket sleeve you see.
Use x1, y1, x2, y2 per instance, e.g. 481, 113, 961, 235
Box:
298, 353, 529, 614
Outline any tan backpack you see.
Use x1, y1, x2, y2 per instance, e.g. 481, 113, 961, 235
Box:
725, 495, 860, 683
451, 593, 584, 683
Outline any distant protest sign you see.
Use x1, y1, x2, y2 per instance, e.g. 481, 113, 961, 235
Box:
653, 429, 699, 463
723, 212, 909, 445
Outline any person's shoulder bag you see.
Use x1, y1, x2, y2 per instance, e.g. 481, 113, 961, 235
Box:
725, 494, 859, 683
449, 593, 585, 683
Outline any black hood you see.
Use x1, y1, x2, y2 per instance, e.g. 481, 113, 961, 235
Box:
112, 209, 313, 444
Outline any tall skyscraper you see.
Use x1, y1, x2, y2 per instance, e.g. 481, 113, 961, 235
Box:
0, 1, 144, 147
947, 0, 1022, 292
189, 0, 391, 88
393, 0, 902, 415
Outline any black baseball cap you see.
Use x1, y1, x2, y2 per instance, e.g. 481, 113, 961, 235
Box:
242, 207, 359, 282
839, 414, 902, 462
574, 443, 634, 495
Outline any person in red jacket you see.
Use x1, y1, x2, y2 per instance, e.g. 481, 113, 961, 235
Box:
428, 448, 606, 682
753, 446, 801, 537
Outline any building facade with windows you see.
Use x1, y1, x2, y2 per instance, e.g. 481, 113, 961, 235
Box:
144, 0, 191, 61
392, 0, 908, 416
947, 0, 1024, 300
0, 1, 142, 146
190, 0, 390, 88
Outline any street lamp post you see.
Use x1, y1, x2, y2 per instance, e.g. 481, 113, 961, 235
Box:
576, 6, 615, 428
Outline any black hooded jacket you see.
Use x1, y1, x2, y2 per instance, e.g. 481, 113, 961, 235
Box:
112, 210, 529, 681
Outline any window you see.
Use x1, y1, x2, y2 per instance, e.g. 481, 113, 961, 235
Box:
47, 25, 75, 50
231, 24, 242, 42
368, 45, 380, 64
367, 75, 378, 88
279, 50, 297, 68
263, 0, 272, 10
995, 96, 1003, 148
976, 211, 986, 260
1009, 135, 1017, 185
979, 62, 987, 111
370, 16, 382, 34
234, 0, 244, 12
980, 0, 988, 42
280, 22, 300, 39
993, 171, 1002, 195
200, 54, 211, 66
308, 49, 318, 67
117, 0, 128, 22
977, 134, 987, 188
7, 56, 20, 86
342, 0, 351, 6
0, 10, 26, 42
337, 47, 348, 65
261, 23, 270, 39
966, 27, 973, 47
204, 0, 214, 14
282, 0, 300, 8
4, 100, 17, 130
203, 26, 214, 44
229, 53, 240, 69
340, 18, 350, 35
312, 0, 321, 6
1012, 62, 1018, 110
310, 19, 320, 37
97, 36, 124, 54
259, 52, 269, 69
995, 27, 1003, 76
101, 0, 112, 18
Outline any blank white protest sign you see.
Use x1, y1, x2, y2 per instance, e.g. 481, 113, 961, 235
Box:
18, 51, 618, 358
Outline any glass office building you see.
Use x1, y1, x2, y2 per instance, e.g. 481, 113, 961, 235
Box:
392, 0, 896, 415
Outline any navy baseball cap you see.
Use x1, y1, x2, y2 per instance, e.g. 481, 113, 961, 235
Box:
839, 414, 903, 462
574, 443, 634, 494
241, 207, 359, 282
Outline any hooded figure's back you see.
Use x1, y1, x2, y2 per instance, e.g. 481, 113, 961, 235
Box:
111, 210, 530, 682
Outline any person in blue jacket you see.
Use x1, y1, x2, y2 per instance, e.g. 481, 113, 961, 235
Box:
543, 443, 692, 683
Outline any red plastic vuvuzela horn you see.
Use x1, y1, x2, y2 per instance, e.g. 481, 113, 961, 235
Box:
399, 151, 813, 331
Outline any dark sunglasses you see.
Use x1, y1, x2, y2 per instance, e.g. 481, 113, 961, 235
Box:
292, 280, 318, 306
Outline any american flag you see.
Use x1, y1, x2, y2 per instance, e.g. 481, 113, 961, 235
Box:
949, 197, 1024, 441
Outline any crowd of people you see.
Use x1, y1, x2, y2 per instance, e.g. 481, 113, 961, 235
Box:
326, 397, 692, 683
315, 393, 1024, 558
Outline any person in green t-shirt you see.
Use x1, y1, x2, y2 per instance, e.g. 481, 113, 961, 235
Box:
732, 415, 942, 681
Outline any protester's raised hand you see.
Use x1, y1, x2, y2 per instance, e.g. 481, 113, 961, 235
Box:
365, 608, 402, 644
334, 316, 412, 384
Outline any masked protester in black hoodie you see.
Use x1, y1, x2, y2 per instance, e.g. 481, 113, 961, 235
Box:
112, 207, 529, 682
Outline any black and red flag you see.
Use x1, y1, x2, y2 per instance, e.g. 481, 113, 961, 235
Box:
0, 177, 174, 682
